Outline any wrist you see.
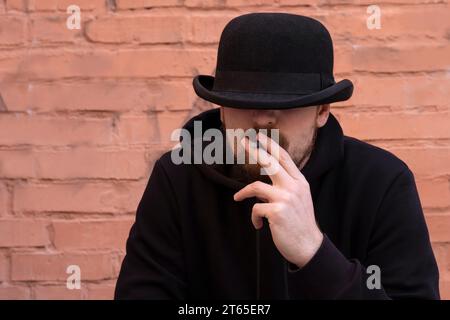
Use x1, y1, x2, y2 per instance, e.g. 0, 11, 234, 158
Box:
293, 231, 324, 268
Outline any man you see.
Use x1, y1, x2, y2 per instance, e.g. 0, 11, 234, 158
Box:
115, 13, 439, 299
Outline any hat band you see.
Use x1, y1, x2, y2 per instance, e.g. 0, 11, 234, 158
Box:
212, 70, 334, 95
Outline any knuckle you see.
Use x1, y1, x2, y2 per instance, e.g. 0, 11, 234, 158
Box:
270, 204, 284, 222
251, 203, 260, 214
274, 202, 285, 214
281, 192, 292, 203
255, 181, 264, 188
280, 149, 289, 161
251, 181, 262, 191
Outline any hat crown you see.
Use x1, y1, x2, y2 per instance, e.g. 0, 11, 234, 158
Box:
216, 13, 334, 75
191, 12, 353, 109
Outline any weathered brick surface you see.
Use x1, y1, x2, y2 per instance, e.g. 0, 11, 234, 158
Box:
0, 0, 448, 299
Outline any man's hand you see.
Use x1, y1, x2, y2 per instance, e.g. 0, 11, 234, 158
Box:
233, 132, 323, 268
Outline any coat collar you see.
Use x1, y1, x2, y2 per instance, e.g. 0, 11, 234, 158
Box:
300, 112, 344, 185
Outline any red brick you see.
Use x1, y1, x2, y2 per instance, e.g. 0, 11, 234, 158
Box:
0, 148, 149, 180
11, 252, 115, 281
1, 80, 194, 112
188, 15, 235, 43
0, 183, 9, 216
28, 0, 58, 11
116, 0, 181, 9
30, 16, 81, 43
440, 280, 450, 300
320, 5, 450, 40
315, 0, 446, 3
279, 0, 325, 5
87, 283, 115, 299
0, 50, 216, 80
353, 44, 450, 73
183, 0, 224, 7
446, 245, 450, 274
55, 0, 106, 11
387, 147, 450, 178
44, 148, 148, 180
416, 179, 450, 209
343, 74, 450, 108
0, 114, 113, 146
5, 0, 27, 11
38, 148, 149, 180
146, 80, 196, 111
86, 16, 187, 44
0, 252, 8, 281
339, 112, 450, 140
0, 220, 49, 247
432, 243, 450, 283
426, 215, 450, 243
34, 285, 84, 300
157, 111, 191, 144
334, 45, 353, 74
52, 219, 134, 250
0, 55, 21, 76
0, 286, 30, 299
116, 114, 160, 144
6, 0, 105, 11
431, 243, 447, 275
0, 149, 37, 179
26, 0, 104, 11
118, 252, 126, 264
226, 0, 277, 6
13, 181, 146, 213
0, 16, 26, 45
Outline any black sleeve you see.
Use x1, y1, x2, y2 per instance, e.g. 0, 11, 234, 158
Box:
114, 160, 187, 299
286, 167, 440, 300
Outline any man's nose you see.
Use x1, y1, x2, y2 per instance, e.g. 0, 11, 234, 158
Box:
252, 109, 279, 127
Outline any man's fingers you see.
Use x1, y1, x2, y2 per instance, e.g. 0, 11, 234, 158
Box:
240, 136, 289, 185
257, 132, 303, 180
241, 136, 270, 166
251, 203, 275, 229
233, 181, 278, 202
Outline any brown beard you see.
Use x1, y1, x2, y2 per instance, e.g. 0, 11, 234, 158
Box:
228, 126, 318, 184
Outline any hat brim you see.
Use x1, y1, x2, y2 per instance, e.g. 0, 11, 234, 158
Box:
193, 75, 353, 109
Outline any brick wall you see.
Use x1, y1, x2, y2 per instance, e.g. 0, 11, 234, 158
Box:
0, 0, 448, 299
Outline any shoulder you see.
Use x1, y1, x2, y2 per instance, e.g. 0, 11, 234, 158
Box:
342, 135, 413, 183
151, 149, 201, 187
154, 149, 189, 175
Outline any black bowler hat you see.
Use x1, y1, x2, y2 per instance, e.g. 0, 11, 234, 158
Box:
193, 12, 353, 109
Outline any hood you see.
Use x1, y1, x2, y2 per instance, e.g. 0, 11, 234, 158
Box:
180, 107, 345, 299
180, 108, 345, 193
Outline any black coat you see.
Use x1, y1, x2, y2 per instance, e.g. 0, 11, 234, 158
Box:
115, 109, 439, 299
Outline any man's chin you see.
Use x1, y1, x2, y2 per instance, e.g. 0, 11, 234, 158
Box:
235, 164, 273, 185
